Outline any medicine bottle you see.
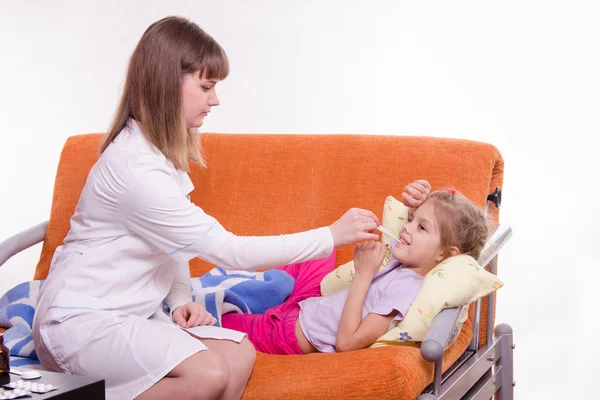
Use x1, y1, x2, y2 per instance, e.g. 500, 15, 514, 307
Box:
0, 334, 9, 375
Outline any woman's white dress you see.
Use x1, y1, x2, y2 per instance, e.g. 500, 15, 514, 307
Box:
32, 121, 333, 399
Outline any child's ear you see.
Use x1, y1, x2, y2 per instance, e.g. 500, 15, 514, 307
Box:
446, 246, 460, 258
435, 246, 460, 263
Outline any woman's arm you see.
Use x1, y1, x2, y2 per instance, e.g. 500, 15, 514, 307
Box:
165, 262, 217, 328
336, 241, 389, 352
119, 166, 379, 270
165, 262, 192, 314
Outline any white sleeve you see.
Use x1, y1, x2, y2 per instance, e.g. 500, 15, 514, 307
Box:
118, 164, 334, 270
165, 262, 193, 315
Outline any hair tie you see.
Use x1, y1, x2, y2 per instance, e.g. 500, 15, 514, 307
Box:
446, 188, 456, 196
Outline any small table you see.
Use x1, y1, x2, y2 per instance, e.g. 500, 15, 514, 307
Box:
0, 370, 105, 399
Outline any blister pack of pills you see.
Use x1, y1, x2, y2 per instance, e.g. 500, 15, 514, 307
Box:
0, 388, 32, 399
2, 380, 58, 395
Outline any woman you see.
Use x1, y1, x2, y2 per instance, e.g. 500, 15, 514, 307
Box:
32, 16, 382, 400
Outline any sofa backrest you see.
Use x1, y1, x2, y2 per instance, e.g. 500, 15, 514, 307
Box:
35, 133, 503, 346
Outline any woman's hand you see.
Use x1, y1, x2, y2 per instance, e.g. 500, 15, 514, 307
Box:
172, 302, 217, 328
353, 241, 388, 279
329, 208, 380, 247
401, 179, 431, 208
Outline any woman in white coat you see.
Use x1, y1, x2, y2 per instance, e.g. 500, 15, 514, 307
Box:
32, 16, 386, 400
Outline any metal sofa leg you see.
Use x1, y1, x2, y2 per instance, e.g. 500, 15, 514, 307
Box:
494, 323, 514, 400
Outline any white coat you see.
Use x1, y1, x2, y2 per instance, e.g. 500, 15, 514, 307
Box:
32, 120, 333, 399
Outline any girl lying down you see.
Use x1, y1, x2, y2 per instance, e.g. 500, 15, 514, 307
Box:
220, 187, 488, 354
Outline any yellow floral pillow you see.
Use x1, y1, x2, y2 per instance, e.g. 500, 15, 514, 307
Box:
319, 196, 504, 348
369, 254, 502, 348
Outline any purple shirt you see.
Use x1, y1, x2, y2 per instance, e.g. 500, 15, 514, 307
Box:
298, 263, 424, 352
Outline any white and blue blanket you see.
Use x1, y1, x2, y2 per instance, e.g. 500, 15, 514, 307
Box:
0, 281, 44, 366
188, 267, 294, 327
0, 267, 294, 365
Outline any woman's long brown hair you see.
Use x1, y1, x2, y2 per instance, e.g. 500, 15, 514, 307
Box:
100, 16, 229, 170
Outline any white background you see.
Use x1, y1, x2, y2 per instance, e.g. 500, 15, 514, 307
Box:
1, 1, 597, 397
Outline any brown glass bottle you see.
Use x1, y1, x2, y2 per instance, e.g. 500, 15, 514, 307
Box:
0, 334, 9, 375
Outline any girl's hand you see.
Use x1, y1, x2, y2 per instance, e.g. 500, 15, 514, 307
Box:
402, 179, 431, 208
172, 302, 217, 328
353, 241, 388, 278
329, 208, 380, 247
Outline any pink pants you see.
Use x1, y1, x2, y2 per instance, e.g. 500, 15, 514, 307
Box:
221, 251, 336, 355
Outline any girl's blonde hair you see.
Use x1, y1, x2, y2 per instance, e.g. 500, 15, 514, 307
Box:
100, 16, 229, 170
427, 189, 489, 260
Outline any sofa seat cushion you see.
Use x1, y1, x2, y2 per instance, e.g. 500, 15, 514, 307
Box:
242, 316, 472, 400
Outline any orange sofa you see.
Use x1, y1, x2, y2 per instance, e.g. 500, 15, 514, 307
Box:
1, 133, 512, 399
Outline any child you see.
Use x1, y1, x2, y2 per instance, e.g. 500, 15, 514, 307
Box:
221, 188, 489, 354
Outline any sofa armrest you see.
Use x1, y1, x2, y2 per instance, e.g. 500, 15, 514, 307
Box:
420, 307, 462, 362
0, 220, 48, 267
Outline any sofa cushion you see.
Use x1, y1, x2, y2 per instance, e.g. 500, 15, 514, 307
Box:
243, 314, 473, 400
36, 134, 503, 284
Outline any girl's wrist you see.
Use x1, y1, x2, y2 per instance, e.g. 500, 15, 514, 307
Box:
353, 270, 376, 282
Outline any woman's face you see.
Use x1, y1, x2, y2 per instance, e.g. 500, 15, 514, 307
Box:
181, 71, 220, 129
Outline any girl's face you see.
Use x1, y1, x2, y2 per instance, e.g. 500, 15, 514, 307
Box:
181, 71, 220, 129
391, 200, 445, 274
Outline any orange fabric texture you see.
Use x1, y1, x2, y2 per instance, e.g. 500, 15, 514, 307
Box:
35, 133, 503, 399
